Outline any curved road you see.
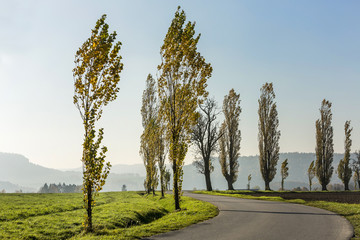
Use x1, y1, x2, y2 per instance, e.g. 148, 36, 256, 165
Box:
145, 192, 353, 240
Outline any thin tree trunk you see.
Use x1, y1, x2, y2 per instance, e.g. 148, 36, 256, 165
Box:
87, 183, 92, 231
173, 163, 180, 210
160, 174, 165, 197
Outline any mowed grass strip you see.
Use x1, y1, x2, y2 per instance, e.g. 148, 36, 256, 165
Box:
0, 191, 218, 240
194, 190, 359, 239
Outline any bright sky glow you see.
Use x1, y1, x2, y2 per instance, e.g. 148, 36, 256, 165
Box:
0, 1, 359, 169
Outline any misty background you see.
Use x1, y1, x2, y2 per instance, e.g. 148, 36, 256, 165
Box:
0, 151, 350, 193
0, 1, 359, 171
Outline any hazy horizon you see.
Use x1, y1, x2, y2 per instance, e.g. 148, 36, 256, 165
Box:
1, 1, 359, 169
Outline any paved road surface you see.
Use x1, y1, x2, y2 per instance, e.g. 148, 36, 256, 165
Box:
144, 192, 353, 240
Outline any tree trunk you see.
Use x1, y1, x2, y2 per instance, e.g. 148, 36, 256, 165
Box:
322, 183, 327, 191
86, 184, 92, 232
281, 178, 284, 191
173, 164, 180, 210
161, 174, 165, 197
344, 182, 349, 191
265, 180, 271, 191
204, 158, 212, 191
227, 178, 234, 190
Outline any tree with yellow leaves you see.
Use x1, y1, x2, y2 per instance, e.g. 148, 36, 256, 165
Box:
307, 160, 316, 191
140, 74, 159, 195
281, 159, 289, 191
73, 15, 123, 231
157, 7, 212, 210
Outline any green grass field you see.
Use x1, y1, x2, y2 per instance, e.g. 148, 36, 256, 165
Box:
194, 190, 359, 239
0, 191, 218, 240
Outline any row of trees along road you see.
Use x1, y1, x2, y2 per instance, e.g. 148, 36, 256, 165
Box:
140, 7, 212, 210
139, 8, 360, 200
67, 5, 360, 234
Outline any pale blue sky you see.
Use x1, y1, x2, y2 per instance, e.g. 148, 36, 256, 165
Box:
0, 1, 359, 169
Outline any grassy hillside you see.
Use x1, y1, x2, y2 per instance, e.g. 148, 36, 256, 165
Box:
0, 191, 217, 239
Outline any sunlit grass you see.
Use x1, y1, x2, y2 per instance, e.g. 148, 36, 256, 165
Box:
0, 191, 218, 239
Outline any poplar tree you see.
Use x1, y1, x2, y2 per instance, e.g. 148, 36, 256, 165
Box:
164, 169, 171, 191
352, 151, 360, 190
192, 98, 221, 191
281, 159, 289, 190
140, 74, 158, 195
307, 160, 316, 191
337, 120, 352, 190
258, 82, 280, 190
73, 14, 123, 231
157, 7, 212, 209
315, 99, 334, 191
219, 89, 241, 190
155, 121, 167, 197
354, 172, 359, 190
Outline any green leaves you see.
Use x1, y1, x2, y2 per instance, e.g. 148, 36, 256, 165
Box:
73, 15, 122, 231
73, 14, 123, 125
157, 6, 212, 209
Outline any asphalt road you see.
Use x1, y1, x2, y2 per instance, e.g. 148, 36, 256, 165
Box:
144, 192, 354, 240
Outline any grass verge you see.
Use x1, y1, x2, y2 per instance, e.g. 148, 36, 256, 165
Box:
194, 190, 359, 239
0, 191, 218, 239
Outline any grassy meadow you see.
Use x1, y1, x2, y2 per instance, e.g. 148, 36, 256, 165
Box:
0, 191, 218, 239
194, 190, 359, 239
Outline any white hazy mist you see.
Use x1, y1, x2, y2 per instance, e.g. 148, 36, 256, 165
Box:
0, 1, 359, 169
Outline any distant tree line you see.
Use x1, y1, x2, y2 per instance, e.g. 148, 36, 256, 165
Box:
38, 183, 82, 193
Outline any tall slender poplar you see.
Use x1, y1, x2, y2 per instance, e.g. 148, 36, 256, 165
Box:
219, 89, 241, 190
73, 15, 123, 231
337, 120, 352, 190
258, 82, 280, 191
157, 7, 212, 209
315, 99, 334, 191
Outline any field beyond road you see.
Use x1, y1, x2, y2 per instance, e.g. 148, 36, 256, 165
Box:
0, 191, 218, 239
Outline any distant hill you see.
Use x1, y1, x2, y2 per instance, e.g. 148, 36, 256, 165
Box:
0, 152, 144, 192
66, 163, 146, 177
0, 152, 351, 192
183, 152, 348, 191
0, 181, 35, 193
